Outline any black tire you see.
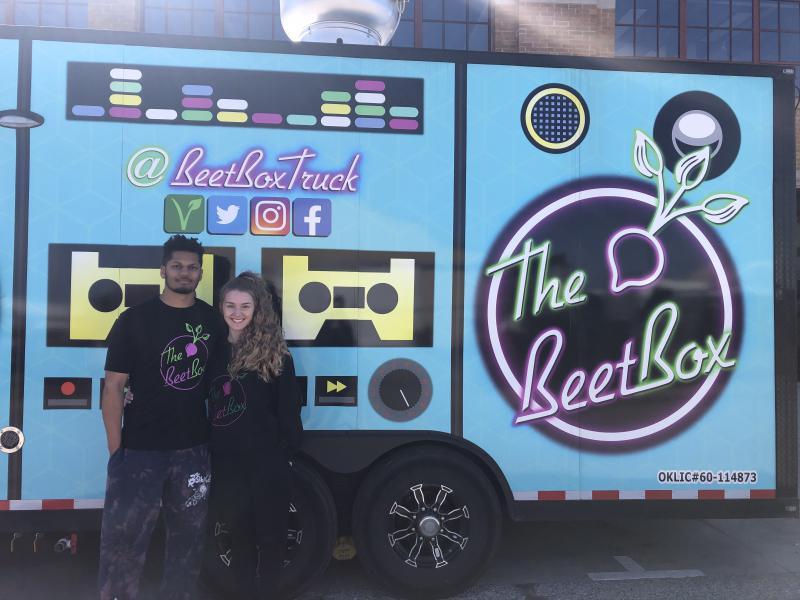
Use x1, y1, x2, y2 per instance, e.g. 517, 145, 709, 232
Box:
202, 458, 337, 599
352, 445, 502, 599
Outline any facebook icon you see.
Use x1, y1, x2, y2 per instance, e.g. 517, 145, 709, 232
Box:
293, 198, 332, 237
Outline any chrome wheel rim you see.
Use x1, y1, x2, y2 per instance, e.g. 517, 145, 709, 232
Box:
387, 483, 470, 568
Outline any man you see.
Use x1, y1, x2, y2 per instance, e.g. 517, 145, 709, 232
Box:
98, 235, 223, 600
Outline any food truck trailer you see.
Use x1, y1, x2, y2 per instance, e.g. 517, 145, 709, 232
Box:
0, 24, 795, 598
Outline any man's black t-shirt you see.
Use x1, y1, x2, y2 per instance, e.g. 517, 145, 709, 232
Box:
105, 296, 223, 450
207, 341, 303, 457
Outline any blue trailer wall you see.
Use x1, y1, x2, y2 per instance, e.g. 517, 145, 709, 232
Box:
0, 34, 780, 503
20, 40, 454, 500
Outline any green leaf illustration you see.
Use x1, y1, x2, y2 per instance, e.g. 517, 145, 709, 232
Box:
665, 192, 749, 225
674, 146, 710, 191
633, 130, 663, 179
700, 193, 749, 224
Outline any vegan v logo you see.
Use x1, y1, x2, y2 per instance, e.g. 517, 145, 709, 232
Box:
164, 195, 205, 233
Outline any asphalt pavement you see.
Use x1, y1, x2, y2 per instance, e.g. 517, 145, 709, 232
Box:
2, 517, 800, 599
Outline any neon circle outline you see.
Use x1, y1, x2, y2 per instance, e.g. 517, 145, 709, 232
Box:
485, 187, 733, 443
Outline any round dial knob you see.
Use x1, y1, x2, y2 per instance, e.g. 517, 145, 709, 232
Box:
368, 359, 432, 422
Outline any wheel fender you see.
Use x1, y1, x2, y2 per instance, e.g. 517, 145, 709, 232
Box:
300, 431, 513, 517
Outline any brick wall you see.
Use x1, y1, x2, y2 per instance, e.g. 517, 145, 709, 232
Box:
494, 0, 615, 57
77, 0, 800, 176
88, 0, 139, 31
493, 0, 521, 52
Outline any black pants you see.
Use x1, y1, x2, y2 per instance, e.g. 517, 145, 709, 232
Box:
211, 451, 290, 600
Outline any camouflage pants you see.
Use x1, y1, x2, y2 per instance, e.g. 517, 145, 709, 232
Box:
97, 444, 211, 600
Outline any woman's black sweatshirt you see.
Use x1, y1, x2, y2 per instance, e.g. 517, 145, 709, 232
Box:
207, 340, 303, 457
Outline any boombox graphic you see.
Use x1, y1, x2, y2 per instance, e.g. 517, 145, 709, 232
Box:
47, 244, 234, 347
262, 249, 434, 347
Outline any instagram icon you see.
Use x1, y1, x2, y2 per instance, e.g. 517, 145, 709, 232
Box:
251, 197, 290, 235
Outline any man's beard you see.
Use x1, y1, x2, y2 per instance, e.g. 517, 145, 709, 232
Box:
166, 279, 196, 295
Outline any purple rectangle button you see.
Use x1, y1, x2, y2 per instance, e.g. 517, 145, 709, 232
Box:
182, 97, 213, 109
389, 118, 418, 131
355, 79, 386, 92
109, 107, 141, 119
252, 112, 283, 124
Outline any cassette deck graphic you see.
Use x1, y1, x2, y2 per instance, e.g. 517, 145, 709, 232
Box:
47, 244, 234, 347
262, 248, 434, 347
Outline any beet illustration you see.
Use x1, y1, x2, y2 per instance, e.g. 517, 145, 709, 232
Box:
607, 130, 748, 294
183, 323, 210, 357
607, 227, 665, 293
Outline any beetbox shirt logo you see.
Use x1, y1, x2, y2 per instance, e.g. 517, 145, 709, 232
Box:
293, 198, 331, 237
209, 375, 247, 427
207, 196, 247, 235
164, 195, 205, 233
160, 323, 211, 390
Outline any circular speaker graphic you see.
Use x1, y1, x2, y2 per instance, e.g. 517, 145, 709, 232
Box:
520, 84, 590, 153
0, 426, 24, 454
653, 91, 740, 180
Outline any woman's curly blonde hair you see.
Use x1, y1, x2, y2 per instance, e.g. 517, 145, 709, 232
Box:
220, 271, 288, 382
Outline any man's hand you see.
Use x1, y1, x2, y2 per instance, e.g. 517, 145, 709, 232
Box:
102, 371, 128, 456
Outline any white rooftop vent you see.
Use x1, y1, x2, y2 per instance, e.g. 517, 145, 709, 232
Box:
280, 0, 407, 46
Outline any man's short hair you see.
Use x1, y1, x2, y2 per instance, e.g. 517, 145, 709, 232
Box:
162, 235, 204, 265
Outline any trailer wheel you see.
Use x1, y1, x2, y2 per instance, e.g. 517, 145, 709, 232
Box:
352, 446, 502, 599
202, 459, 337, 599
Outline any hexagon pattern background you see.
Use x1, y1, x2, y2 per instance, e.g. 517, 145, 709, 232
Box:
19, 40, 454, 500
462, 64, 775, 493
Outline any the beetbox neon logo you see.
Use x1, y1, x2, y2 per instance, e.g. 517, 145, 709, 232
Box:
251, 197, 290, 236
293, 198, 331, 237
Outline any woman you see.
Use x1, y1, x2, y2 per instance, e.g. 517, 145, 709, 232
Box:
206, 271, 303, 600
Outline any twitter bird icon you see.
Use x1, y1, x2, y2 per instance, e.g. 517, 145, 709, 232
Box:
216, 204, 240, 225
207, 196, 247, 235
